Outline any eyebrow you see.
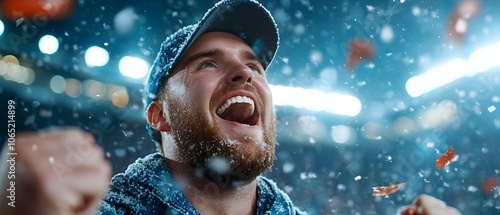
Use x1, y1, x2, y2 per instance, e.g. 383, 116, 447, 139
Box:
242, 50, 260, 62
184, 48, 261, 66
184, 48, 223, 66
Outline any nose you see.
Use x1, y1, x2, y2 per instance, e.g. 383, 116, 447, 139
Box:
225, 62, 253, 85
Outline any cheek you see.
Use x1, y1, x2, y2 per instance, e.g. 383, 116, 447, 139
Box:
182, 75, 218, 108
264, 86, 273, 106
167, 74, 187, 99
258, 80, 274, 108
265, 90, 275, 118
167, 73, 212, 107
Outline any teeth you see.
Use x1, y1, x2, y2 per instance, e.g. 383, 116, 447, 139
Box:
216, 96, 255, 116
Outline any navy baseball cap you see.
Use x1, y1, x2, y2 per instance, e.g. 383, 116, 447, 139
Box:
144, 0, 279, 144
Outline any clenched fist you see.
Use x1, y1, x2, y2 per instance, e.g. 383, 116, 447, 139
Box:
1, 128, 111, 215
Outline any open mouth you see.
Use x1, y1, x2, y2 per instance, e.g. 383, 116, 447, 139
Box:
216, 95, 259, 126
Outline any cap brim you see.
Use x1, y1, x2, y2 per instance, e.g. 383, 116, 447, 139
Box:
180, 0, 279, 70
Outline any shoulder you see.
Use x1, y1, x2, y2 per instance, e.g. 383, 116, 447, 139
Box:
97, 153, 167, 213
257, 176, 307, 215
257, 176, 289, 198
97, 153, 197, 214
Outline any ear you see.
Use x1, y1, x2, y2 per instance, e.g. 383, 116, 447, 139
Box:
147, 101, 171, 132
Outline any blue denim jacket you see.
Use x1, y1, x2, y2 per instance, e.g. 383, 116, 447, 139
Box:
97, 153, 305, 215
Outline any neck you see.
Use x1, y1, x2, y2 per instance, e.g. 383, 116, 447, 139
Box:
164, 158, 258, 215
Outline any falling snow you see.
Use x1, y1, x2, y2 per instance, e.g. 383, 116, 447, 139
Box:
488, 105, 496, 113
380, 25, 395, 43
1, 0, 500, 214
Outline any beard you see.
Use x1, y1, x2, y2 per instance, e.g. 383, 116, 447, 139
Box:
166, 85, 277, 187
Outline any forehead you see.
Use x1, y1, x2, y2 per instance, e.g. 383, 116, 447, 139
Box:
182, 32, 255, 57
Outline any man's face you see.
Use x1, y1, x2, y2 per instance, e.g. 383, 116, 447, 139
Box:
161, 32, 277, 185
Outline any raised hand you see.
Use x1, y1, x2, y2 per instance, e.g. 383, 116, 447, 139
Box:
400, 194, 461, 215
1, 128, 111, 215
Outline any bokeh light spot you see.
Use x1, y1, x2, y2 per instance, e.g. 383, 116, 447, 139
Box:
49, 75, 66, 94
119, 56, 149, 79
0, 20, 4, 36
39, 35, 59, 54
111, 89, 129, 108
85, 46, 110, 67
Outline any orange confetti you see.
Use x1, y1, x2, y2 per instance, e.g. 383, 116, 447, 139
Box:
436, 146, 457, 170
1, 0, 76, 21
482, 177, 498, 193
372, 182, 407, 196
346, 37, 375, 71
446, 0, 482, 44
